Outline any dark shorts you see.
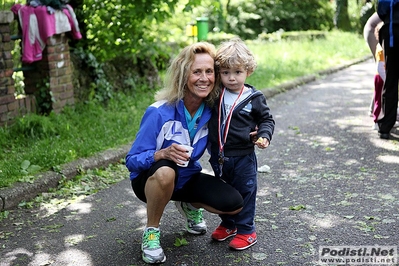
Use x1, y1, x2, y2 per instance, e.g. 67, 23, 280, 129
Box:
131, 159, 244, 212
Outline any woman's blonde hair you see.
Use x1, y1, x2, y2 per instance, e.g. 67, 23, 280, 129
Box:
155, 42, 219, 107
215, 37, 257, 75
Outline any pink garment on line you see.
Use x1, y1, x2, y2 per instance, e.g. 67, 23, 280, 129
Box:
11, 4, 82, 64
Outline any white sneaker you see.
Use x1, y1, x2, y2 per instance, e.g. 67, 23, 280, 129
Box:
141, 227, 166, 264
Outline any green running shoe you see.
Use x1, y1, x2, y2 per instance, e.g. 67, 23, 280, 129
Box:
175, 201, 207, 235
141, 227, 166, 264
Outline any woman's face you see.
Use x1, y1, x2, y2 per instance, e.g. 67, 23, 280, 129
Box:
186, 53, 215, 101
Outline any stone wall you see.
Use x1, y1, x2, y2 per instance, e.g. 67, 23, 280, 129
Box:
0, 10, 75, 126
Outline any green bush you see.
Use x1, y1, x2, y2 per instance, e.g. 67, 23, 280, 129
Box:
74, 0, 187, 63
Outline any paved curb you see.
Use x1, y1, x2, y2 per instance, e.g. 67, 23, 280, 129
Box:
0, 56, 372, 211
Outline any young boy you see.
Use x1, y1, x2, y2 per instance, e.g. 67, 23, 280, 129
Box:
207, 38, 275, 250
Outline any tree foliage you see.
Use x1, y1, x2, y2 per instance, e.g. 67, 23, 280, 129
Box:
224, 0, 335, 39
65, 0, 360, 103
69, 0, 339, 64
71, 0, 208, 63
76, 0, 169, 62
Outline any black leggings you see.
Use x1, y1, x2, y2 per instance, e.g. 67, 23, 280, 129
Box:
131, 159, 244, 212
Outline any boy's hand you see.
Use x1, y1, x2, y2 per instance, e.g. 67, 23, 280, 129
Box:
249, 126, 258, 143
255, 137, 270, 149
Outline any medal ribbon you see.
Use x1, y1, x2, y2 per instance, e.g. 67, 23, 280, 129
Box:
217, 85, 245, 176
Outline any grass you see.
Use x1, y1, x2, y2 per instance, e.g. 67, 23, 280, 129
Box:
0, 92, 154, 188
247, 31, 370, 89
0, 30, 371, 188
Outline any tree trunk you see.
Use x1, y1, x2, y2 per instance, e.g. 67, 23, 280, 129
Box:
335, 0, 352, 31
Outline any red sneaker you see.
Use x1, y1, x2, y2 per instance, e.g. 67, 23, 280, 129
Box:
228, 232, 257, 250
211, 225, 237, 241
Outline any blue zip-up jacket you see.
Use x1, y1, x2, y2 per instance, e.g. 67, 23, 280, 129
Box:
125, 99, 212, 190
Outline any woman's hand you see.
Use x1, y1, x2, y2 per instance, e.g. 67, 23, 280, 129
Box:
155, 143, 191, 165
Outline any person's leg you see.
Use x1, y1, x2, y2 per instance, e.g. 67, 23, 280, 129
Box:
223, 154, 257, 235
173, 172, 244, 215
131, 159, 178, 264
131, 159, 178, 228
145, 166, 176, 228
211, 154, 258, 242
171, 172, 242, 235
378, 27, 399, 137
219, 153, 258, 250
380, 46, 399, 133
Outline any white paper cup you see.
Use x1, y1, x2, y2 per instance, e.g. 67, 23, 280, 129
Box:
178, 144, 193, 167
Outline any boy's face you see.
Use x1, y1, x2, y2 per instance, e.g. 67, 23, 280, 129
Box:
219, 67, 248, 92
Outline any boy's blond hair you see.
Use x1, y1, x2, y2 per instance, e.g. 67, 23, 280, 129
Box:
215, 38, 257, 75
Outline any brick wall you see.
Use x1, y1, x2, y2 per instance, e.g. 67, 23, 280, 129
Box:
0, 11, 75, 126
1, 11, 18, 126
24, 33, 75, 114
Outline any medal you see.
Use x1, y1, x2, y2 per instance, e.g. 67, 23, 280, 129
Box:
217, 86, 245, 175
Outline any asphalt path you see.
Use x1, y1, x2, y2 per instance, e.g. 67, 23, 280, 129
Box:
1, 59, 399, 266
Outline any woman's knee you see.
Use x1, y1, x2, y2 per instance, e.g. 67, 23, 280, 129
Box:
210, 194, 244, 214
149, 166, 176, 188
